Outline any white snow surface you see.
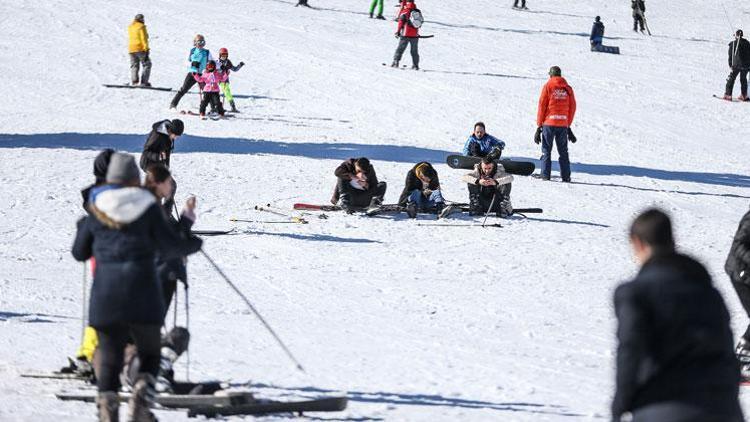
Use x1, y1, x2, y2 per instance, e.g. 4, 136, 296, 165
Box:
2, 0, 750, 420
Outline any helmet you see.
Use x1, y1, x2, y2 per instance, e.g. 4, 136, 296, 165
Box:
219, 47, 228, 57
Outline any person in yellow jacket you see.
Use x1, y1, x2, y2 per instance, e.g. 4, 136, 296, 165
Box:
128, 14, 151, 86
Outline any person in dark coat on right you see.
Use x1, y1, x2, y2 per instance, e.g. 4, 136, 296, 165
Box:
723, 29, 750, 101
726, 206, 750, 377
140, 119, 184, 213
612, 208, 742, 422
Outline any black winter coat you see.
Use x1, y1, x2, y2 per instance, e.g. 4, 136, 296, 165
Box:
331, 158, 381, 203
398, 162, 440, 206
728, 38, 750, 69
726, 209, 750, 284
612, 253, 741, 421
140, 120, 175, 171
72, 187, 202, 327
631, 0, 645, 16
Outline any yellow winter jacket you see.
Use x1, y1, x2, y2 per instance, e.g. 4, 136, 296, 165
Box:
128, 21, 149, 53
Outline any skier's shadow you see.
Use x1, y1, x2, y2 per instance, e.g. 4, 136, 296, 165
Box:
240, 230, 382, 244
246, 382, 588, 418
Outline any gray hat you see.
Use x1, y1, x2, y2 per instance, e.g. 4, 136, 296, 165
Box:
549, 66, 562, 77
135, 14, 144, 22
106, 153, 141, 184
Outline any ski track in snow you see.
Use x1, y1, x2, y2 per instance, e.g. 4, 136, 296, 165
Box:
1, 0, 750, 420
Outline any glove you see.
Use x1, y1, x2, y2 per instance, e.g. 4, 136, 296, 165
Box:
191, 61, 200, 69
395, 32, 401, 38
534, 126, 542, 144
568, 128, 577, 143
239, 61, 245, 66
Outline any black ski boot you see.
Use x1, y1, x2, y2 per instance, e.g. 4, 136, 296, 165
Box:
128, 374, 158, 422
406, 201, 417, 218
339, 199, 355, 214
376, 14, 386, 20
496, 196, 513, 218
390, 60, 399, 68
411, 64, 419, 70
369, 12, 373, 18
487, 146, 502, 161
468, 194, 482, 216
433, 202, 445, 217
229, 100, 239, 113
97, 391, 119, 422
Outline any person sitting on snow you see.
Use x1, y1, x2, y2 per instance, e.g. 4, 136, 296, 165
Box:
462, 122, 506, 159
461, 156, 513, 217
398, 162, 445, 218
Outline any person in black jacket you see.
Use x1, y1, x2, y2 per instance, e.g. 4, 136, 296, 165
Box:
140, 119, 184, 214
398, 162, 444, 218
72, 153, 202, 422
81, 149, 115, 209
631, 0, 645, 32
612, 209, 742, 422
724, 30, 750, 101
726, 208, 750, 375
590, 16, 605, 50
330, 157, 387, 213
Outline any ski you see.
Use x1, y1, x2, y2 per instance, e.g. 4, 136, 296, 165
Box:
254, 204, 309, 223
293, 203, 403, 213
192, 229, 236, 236
713, 94, 746, 102
417, 222, 503, 227
188, 396, 348, 417
22, 372, 89, 381
56, 390, 255, 409
102, 84, 172, 92
230, 218, 307, 224
438, 204, 542, 219
445, 155, 536, 176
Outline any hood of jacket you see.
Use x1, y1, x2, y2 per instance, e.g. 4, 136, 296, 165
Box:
90, 186, 156, 229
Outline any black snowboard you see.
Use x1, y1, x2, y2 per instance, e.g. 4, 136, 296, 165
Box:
445, 155, 535, 176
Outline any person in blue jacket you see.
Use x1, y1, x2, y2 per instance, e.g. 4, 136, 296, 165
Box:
590, 16, 604, 50
462, 122, 506, 158
169, 34, 214, 110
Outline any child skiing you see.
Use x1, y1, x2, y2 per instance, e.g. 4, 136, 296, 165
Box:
216, 48, 245, 112
192, 61, 227, 118
170, 34, 214, 111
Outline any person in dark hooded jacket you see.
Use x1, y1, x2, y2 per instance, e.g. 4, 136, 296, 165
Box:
590, 16, 604, 49
724, 29, 750, 101
725, 207, 750, 376
140, 119, 184, 214
330, 157, 387, 213
72, 152, 202, 422
398, 162, 444, 218
612, 208, 742, 422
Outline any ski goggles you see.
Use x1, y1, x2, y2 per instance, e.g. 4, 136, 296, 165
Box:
194, 39, 206, 47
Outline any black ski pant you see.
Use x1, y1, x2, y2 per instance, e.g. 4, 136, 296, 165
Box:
199, 92, 225, 115
95, 324, 161, 393
337, 179, 387, 208
633, 15, 645, 31
468, 183, 511, 213
393, 37, 419, 67
513, 0, 526, 8
725, 68, 749, 97
129, 51, 151, 85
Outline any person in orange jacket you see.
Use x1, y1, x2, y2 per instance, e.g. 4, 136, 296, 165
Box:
128, 14, 151, 86
535, 66, 577, 182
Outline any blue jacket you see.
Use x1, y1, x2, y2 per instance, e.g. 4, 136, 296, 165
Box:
590, 21, 605, 42
188, 47, 214, 73
462, 133, 506, 156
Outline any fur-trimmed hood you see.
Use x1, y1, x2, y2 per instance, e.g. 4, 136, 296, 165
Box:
90, 186, 155, 229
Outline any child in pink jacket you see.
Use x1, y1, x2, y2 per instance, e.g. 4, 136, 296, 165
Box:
192, 60, 227, 117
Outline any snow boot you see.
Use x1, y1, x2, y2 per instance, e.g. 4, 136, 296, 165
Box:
723, 95, 733, 101
739, 95, 750, 102
406, 201, 417, 218
390, 60, 399, 68
127, 374, 158, 422
433, 202, 445, 216
369, 12, 373, 18
497, 197, 513, 218
140, 82, 152, 88
229, 100, 239, 112
468, 194, 482, 216
736, 336, 750, 363
486, 146, 502, 161
97, 392, 120, 422
376, 14, 386, 20
411, 65, 419, 70
438, 204, 458, 219
365, 197, 383, 216
338, 197, 355, 214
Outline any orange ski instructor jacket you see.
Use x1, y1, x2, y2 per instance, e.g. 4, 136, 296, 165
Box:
536, 76, 576, 127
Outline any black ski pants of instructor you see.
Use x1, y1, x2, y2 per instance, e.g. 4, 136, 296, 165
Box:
95, 324, 161, 392
725, 68, 749, 98
170, 73, 205, 109
393, 37, 419, 67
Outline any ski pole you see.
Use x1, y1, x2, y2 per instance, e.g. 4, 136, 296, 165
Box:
184, 283, 190, 382
199, 249, 306, 373
81, 262, 87, 340
482, 191, 498, 227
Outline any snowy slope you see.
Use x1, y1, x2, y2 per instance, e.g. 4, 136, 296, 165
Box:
1, 0, 750, 420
